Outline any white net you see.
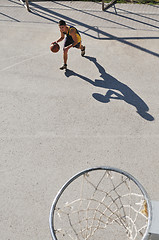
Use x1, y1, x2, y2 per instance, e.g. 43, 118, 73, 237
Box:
52, 170, 149, 240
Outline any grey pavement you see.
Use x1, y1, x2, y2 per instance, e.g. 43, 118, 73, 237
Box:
0, 1, 159, 239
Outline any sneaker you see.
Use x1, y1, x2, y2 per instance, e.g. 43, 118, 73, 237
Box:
81, 46, 85, 57
60, 64, 67, 70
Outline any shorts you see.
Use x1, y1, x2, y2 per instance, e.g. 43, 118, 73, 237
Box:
64, 36, 81, 48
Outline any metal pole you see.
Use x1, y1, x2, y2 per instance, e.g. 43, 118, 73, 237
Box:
25, 0, 31, 12
19, 0, 31, 12
102, 0, 105, 11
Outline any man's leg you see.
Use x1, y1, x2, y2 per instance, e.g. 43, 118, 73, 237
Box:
79, 42, 85, 57
60, 37, 72, 70
63, 49, 68, 65
60, 49, 68, 70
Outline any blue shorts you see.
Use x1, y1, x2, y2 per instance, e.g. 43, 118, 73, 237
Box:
64, 36, 80, 48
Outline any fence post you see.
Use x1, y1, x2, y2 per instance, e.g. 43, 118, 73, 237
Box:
19, 0, 31, 12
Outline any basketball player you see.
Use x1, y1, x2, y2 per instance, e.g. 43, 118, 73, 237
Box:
52, 20, 85, 70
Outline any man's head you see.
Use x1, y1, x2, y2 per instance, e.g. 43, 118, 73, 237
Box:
58, 20, 67, 32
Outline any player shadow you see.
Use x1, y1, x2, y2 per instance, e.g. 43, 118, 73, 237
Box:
65, 56, 154, 121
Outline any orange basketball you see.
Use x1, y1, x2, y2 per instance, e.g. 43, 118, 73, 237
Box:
50, 43, 60, 53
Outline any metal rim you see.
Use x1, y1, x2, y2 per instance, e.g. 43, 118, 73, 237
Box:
49, 166, 152, 240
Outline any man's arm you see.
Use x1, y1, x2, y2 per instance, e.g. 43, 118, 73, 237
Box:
69, 28, 79, 46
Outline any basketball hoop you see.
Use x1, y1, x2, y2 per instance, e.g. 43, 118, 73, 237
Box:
49, 167, 152, 240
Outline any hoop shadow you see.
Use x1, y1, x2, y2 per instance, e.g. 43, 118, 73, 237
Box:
65, 56, 154, 121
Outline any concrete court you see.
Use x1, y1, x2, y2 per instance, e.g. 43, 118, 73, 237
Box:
0, 1, 159, 239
